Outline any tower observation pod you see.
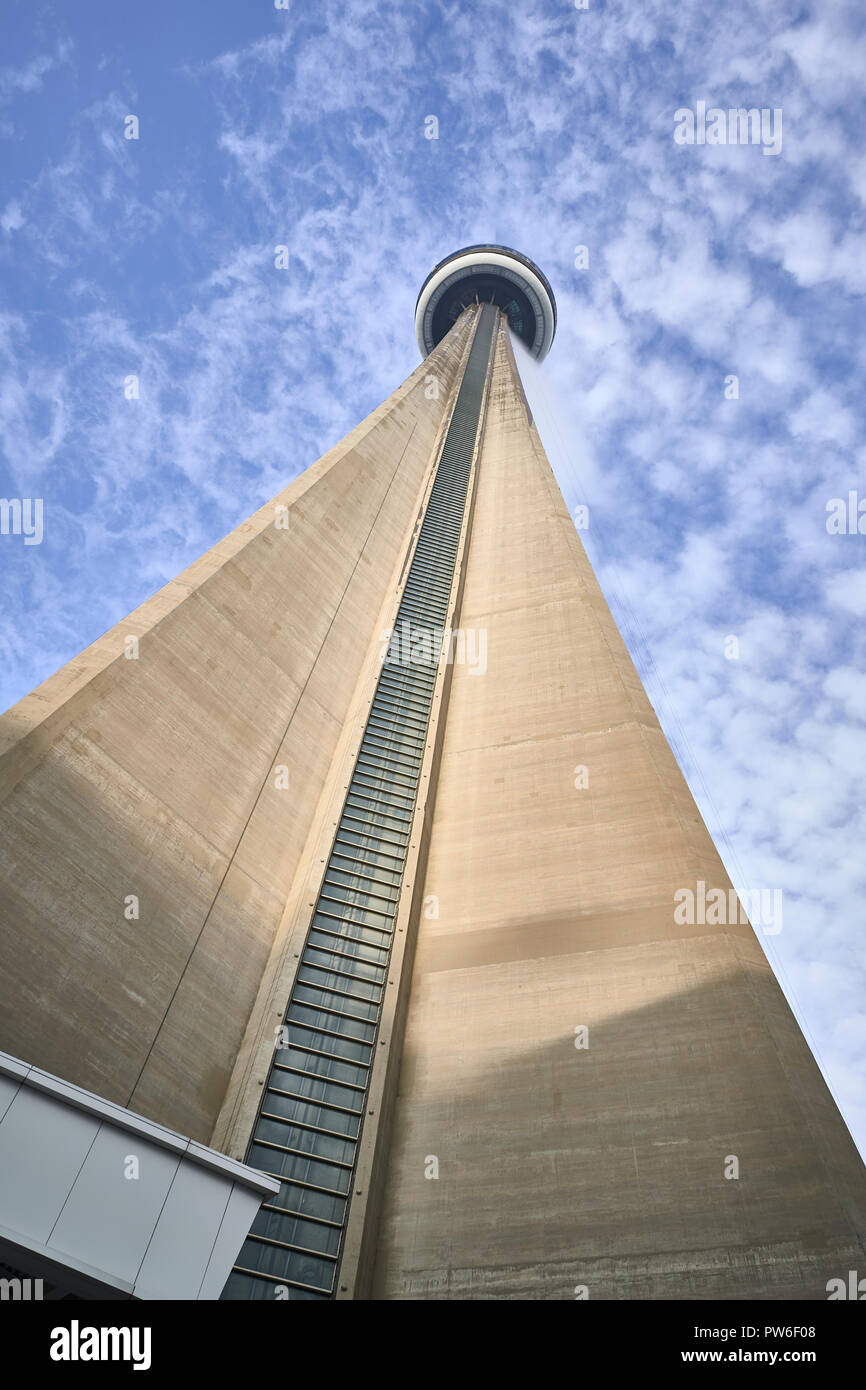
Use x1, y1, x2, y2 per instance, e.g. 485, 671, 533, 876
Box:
415, 243, 557, 362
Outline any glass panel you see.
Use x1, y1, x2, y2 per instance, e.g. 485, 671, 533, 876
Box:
267, 1181, 347, 1225
339, 807, 411, 842
221, 1270, 327, 1301
237, 1237, 334, 1293
386, 656, 439, 678
374, 677, 434, 699
309, 927, 390, 962
381, 644, 440, 669
287, 1001, 376, 1044
343, 803, 413, 836
378, 678, 436, 702
402, 567, 451, 584
312, 910, 392, 941
331, 841, 404, 878
370, 699, 427, 728
269, 1069, 364, 1114
298, 964, 383, 1004
251, 1207, 341, 1257
354, 757, 418, 789
380, 656, 438, 678
396, 603, 440, 620
356, 760, 421, 790
344, 794, 413, 828
372, 704, 425, 727
399, 586, 449, 604
363, 722, 426, 753
303, 944, 386, 984
352, 773, 416, 801
282, 1022, 372, 1065
335, 822, 408, 856
274, 1044, 369, 1088
368, 792, 417, 819
361, 732, 423, 763
294, 981, 380, 1021
373, 694, 429, 722
248, 1143, 351, 1194
360, 750, 422, 779
324, 867, 400, 903
263, 1087, 362, 1136
339, 813, 409, 850
257, 1117, 356, 1166
319, 879, 398, 917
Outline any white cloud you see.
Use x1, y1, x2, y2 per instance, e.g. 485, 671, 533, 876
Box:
0, 200, 23, 233
0, 40, 71, 106
824, 569, 866, 617
824, 665, 866, 722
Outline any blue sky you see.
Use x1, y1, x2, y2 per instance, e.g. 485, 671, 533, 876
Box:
1, 0, 865, 1153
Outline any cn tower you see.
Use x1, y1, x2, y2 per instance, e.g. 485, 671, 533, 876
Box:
0, 247, 863, 1301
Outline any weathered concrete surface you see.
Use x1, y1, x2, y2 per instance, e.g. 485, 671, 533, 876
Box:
372, 319, 866, 1299
0, 315, 474, 1141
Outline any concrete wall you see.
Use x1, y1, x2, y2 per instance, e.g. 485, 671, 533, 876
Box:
372, 319, 866, 1299
0, 315, 473, 1142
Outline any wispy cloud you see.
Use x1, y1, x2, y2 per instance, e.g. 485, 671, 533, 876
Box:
0, 39, 71, 107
